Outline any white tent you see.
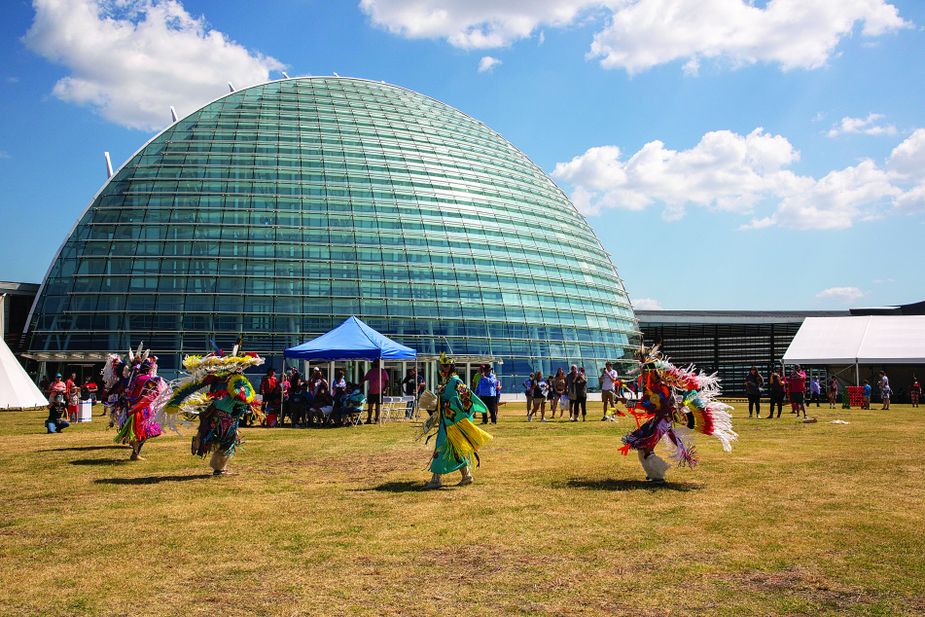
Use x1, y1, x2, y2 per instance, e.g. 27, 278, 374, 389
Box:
0, 337, 47, 410
784, 315, 925, 370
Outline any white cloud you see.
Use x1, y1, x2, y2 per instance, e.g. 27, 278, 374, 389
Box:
816, 287, 865, 303
887, 128, 925, 179
359, 0, 599, 49
478, 55, 502, 73
554, 127, 925, 230
827, 113, 897, 138
24, 0, 285, 131
633, 297, 663, 310
588, 0, 910, 74
360, 0, 910, 73
552, 128, 801, 217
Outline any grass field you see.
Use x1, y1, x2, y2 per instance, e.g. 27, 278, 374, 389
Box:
2, 401, 924, 616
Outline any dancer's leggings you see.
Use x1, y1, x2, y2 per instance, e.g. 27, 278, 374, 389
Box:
747, 395, 761, 416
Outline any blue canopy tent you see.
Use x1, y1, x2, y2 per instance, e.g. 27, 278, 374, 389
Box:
284, 316, 416, 361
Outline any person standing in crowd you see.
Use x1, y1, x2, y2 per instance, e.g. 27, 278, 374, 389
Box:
566, 365, 579, 421
529, 370, 547, 422
827, 375, 839, 409
522, 372, 534, 410
600, 362, 619, 421
65, 372, 79, 423
570, 366, 588, 421
862, 380, 872, 409
363, 359, 389, 424
549, 367, 567, 420
879, 371, 890, 410
911, 376, 921, 408
475, 364, 500, 425
745, 366, 763, 418
259, 368, 280, 427
810, 376, 821, 407
767, 368, 784, 418
402, 366, 425, 419
788, 364, 807, 418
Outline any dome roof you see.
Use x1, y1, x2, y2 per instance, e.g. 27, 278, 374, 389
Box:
28, 77, 638, 382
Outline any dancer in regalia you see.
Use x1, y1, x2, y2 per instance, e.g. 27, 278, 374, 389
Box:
417, 353, 492, 489
154, 341, 264, 476
619, 347, 736, 482
102, 343, 169, 461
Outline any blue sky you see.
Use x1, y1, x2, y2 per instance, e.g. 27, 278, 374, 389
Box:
1, 0, 923, 310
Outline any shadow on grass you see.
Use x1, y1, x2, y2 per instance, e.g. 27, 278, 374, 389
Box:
39, 445, 126, 452
366, 480, 425, 493
94, 474, 213, 485
561, 478, 704, 492
70, 458, 128, 466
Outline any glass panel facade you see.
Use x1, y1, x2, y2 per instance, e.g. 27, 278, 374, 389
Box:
27, 77, 640, 388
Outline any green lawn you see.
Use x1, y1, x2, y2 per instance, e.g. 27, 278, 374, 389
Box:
1, 401, 923, 616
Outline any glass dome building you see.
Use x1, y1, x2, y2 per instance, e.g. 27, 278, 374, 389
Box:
26, 77, 639, 388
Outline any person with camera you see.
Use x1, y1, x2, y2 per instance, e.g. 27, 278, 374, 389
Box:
46, 373, 70, 434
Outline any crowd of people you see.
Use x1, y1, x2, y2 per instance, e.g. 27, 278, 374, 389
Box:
743, 365, 919, 418
521, 362, 629, 423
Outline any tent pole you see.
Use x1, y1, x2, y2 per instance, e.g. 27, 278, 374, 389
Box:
855, 362, 859, 386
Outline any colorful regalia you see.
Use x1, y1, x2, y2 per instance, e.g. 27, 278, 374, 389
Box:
102, 343, 169, 461
153, 342, 264, 476
619, 347, 736, 482
418, 353, 492, 488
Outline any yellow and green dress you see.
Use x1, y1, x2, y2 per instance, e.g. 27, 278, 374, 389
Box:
431, 373, 493, 474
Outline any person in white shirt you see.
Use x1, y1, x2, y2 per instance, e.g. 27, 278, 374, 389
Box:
600, 362, 619, 421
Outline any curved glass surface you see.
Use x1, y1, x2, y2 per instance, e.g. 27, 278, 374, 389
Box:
27, 77, 639, 387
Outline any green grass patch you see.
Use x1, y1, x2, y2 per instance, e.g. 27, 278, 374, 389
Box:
2, 402, 924, 616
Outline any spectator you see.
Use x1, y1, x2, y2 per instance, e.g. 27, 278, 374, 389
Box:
522, 372, 534, 407
46, 374, 69, 433
566, 365, 579, 422
363, 359, 389, 424
529, 370, 548, 422
767, 369, 784, 418
402, 366, 425, 400
745, 366, 763, 418
475, 364, 500, 425
82, 376, 99, 405
878, 371, 890, 410
288, 373, 306, 427
911, 376, 921, 408
600, 362, 619, 421
862, 380, 872, 409
332, 368, 348, 403
571, 366, 588, 422
810, 377, 821, 407
827, 375, 839, 409
309, 367, 329, 399
788, 365, 807, 418
259, 368, 281, 427
65, 372, 79, 423
550, 368, 567, 420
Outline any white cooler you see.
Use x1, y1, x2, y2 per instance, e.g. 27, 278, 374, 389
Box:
78, 400, 93, 422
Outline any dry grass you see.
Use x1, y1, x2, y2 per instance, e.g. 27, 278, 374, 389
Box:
1, 401, 924, 616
